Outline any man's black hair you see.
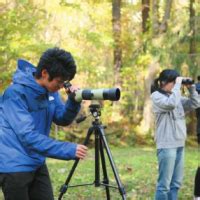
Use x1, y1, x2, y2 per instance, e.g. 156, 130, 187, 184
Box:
35, 47, 76, 81
151, 69, 180, 93
198, 75, 200, 81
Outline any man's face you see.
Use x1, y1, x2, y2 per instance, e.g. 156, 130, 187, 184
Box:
45, 77, 65, 92
40, 69, 67, 92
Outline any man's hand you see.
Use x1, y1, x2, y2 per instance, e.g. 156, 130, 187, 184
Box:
67, 85, 80, 94
64, 84, 81, 102
75, 144, 88, 159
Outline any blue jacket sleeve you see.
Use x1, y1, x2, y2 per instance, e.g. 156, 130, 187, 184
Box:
3, 92, 77, 160
52, 92, 81, 126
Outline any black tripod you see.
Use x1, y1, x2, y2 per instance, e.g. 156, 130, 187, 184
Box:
58, 104, 126, 200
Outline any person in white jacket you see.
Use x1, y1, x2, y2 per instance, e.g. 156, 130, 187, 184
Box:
151, 69, 200, 200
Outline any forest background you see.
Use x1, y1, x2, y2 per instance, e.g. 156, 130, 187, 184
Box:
0, 0, 200, 146
1, 0, 200, 199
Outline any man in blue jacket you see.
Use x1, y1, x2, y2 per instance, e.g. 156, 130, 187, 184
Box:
0, 47, 87, 200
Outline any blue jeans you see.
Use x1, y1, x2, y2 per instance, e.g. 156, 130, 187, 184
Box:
155, 147, 184, 200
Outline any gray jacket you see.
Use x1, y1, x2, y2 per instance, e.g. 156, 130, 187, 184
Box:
151, 83, 200, 149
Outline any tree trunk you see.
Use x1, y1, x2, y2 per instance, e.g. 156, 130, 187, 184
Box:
142, 0, 150, 33
152, 0, 159, 35
139, 61, 160, 134
159, 0, 173, 33
112, 0, 122, 87
189, 0, 196, 55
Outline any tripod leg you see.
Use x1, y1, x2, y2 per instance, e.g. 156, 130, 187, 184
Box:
99, 135, 111, 200
99, 127, 126, 200
58, 127, 94, 200
94, 130, 100, 187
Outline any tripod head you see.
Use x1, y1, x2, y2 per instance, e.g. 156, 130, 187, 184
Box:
76, 102, 102, 123
89, 104, 101, 119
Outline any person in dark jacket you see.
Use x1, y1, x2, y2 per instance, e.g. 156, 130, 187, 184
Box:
196, 76, 200, 139
194, 75, 200, 200
0, 47, 87, 200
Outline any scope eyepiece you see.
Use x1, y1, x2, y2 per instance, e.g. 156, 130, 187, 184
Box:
63, 82, 72, 88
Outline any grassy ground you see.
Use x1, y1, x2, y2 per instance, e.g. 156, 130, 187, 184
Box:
48, 146, 199, 200
0, 147, 199, 200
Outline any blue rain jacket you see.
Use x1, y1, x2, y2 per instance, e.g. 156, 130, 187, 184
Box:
0, 59, 81, 172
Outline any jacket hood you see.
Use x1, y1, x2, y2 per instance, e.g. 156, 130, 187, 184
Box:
13, 59, 47, 95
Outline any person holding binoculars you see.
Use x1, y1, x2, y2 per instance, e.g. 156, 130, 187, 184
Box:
0, 47, 88, 200
151, 69, 200, 200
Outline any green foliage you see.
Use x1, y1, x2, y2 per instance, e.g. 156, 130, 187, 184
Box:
1, 0, 200, 142
0, 0, 50, 92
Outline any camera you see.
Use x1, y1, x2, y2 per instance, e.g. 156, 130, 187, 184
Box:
63, 82, 120, 102
182, 79, 194, 85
